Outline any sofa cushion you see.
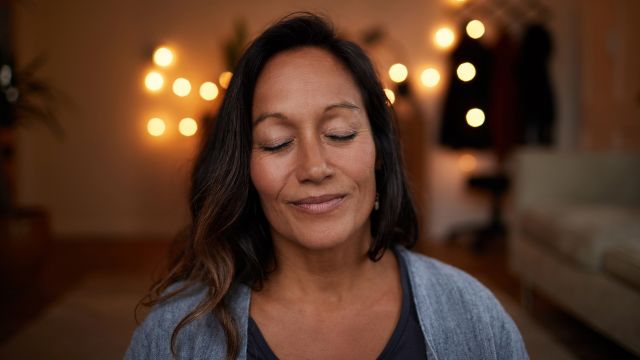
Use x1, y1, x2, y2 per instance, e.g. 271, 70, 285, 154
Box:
603, 243, 640, 291
519, 203, 640, 270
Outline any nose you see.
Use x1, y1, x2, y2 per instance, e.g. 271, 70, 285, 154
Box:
295, 137, 334, 184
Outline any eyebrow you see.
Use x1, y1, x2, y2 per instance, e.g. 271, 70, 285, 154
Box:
253, 101, 361, 125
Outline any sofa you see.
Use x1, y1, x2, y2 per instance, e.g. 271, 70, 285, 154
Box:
508, 149, 640, 356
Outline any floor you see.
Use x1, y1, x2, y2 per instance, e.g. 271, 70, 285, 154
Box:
1, 237, 637, 359
0, 239, 170, 343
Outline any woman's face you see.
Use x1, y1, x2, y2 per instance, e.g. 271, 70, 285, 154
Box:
250, 47, 377, 252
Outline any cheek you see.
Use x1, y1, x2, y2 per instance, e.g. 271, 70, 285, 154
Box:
332, 138, 377, 188
250, 154, 285, 200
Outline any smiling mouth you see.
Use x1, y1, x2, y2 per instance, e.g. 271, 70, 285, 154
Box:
289, 194, 346, 214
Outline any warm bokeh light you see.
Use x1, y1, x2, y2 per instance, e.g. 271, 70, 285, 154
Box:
0, 65, 12, 86
447, 0, 467, 7
144, 71, 164, 92
388, 63, 408, 83
457, 62, 476, 82
179, 117, 198, 136
384, 88, 396, 104
466, 20, 485, 39
219, 71, 233, 89
466, 108, 485, 127
172, 77, 191, 97
153, 47, 174, 67
458, 153, 477, 172
199, 81, 219, 101
421, 68, 441, 88
147, 117, 166, 136
435, 27, 455, 49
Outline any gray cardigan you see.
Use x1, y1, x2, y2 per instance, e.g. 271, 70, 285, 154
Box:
125, 247, 528, 359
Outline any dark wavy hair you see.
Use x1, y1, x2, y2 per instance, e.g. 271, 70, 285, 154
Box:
142, 12, 418, 360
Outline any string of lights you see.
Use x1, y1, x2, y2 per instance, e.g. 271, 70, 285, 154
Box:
142, 46, 233, 138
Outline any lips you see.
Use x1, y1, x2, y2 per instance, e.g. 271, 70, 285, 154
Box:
289, 194, 346, 214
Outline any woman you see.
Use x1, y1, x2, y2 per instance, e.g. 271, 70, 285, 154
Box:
126, 13, 528, 360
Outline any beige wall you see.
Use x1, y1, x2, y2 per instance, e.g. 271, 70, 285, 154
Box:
12, 0, 602, 240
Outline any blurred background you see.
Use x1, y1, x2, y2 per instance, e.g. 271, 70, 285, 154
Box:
1, 0, 639, 358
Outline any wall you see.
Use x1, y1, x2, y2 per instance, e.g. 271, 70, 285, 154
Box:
12, 0, 585, 241
579, 0, 640, 150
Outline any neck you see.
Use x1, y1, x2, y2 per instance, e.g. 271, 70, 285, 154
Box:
261, 233, 394, 303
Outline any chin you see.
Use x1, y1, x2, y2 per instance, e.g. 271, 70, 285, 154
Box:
285, 222, 370, 253
293, 235, 349, 251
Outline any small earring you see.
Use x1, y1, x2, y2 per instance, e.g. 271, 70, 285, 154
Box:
374, 193, 380, 211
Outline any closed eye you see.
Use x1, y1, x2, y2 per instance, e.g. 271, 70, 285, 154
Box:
326, 132, 357, 141
262, 139, 293, 152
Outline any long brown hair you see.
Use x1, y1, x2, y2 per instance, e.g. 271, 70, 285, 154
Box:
140, 12, 418, 360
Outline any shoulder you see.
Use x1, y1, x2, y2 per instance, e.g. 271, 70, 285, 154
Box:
400, 247, 495, 302
124, 282, 230, 360
397, 247, 528, 359
400, 248, 502, 321
144, 282, 210, 326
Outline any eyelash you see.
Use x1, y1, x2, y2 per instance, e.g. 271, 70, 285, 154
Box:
261, 132, 357, 152
262, 140, 293, 152
327, 132, 357, 141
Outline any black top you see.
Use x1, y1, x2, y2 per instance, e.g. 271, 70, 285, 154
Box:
247, 252, 427, 359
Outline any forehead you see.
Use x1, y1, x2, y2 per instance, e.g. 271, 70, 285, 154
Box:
252, 47, 364, 117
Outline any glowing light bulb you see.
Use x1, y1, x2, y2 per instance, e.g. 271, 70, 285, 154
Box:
383, 88, 396, 104
388, 63, 408, 83
172, 77, 191, 97
219, 71, 233, 89
421, 68, 441, 88
457, 62, 476, 82
144, 71, 164, 92
199, 82, 219, 101
153, 47, 174, 67
179, 117, 198, 136
458, 153, 477, 172
466, 108, 485, 127
435, 27, 455, 49
147, 117, 166, 136
466, 20, 485, 39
